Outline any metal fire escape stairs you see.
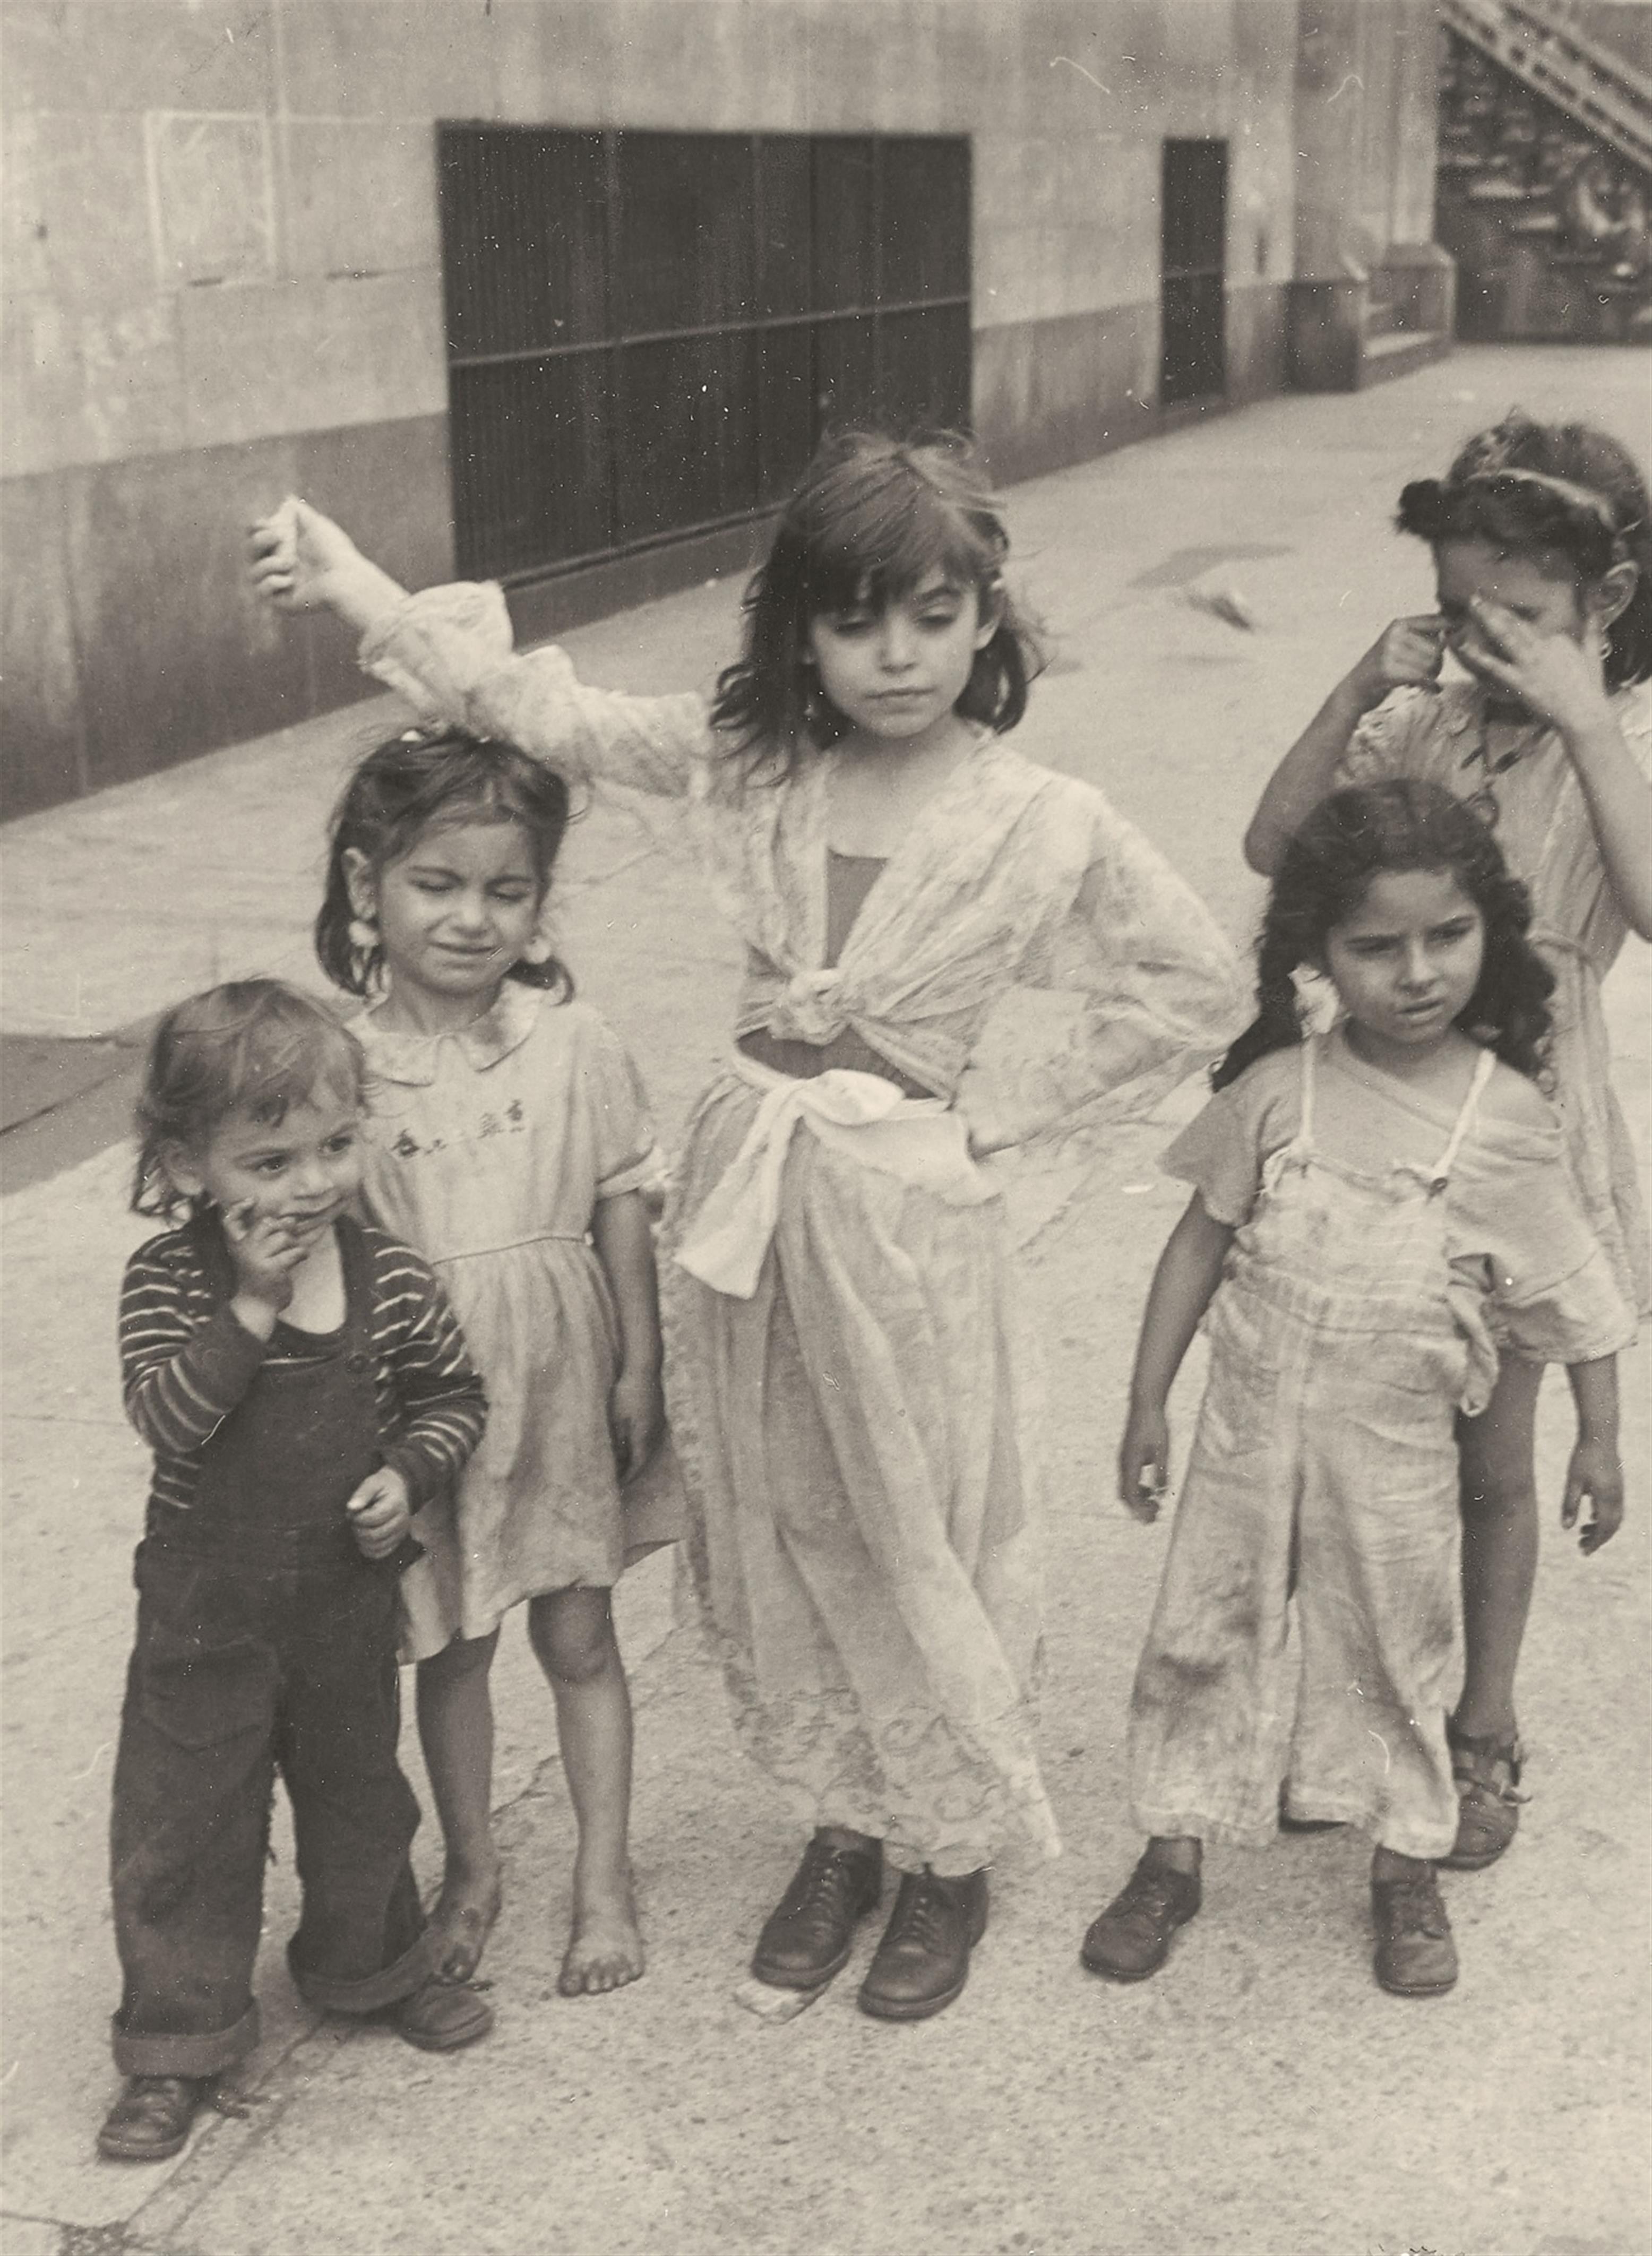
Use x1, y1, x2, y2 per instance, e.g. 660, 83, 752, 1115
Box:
1439, 0, 1652, 175
1437, 0, 1652, 339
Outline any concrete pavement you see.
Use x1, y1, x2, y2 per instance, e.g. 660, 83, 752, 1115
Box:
2, 346, 1648, 2256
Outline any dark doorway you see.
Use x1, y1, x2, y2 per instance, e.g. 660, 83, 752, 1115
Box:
1160, 139, 1228, 406
437, 127, 973, 586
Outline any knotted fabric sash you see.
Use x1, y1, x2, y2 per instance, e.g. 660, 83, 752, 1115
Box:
675, 1053, 996, 1299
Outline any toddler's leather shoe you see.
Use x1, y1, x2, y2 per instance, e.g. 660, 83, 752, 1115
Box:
388, 1975, 495, 2051
97, 2074, 206, 2162
1080, 1853, 1201, 1981
751, 1832, 883, 1989
1371, 1866, 1457, 1996
857, 1866, 987, 2021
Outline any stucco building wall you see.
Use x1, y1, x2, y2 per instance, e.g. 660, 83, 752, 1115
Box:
1, 0, 1438, 815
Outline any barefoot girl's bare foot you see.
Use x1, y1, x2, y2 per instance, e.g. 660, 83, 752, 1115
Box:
431, 1866, 503, 1984
558, 1875, 645, 1996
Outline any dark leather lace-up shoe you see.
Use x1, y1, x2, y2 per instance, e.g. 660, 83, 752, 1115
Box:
751, 1832, 883, 1989
97, 2074, 206, 2163
1371, 1866, 1457, 1996
857, 1866, 988, 2021
1080, 1854, 1201, 1981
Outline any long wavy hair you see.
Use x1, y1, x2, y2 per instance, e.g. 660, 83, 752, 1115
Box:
315, 730, 574, 1002
1396, 408, 1651, 688
709, 428, 1043, 782
1214, 780, 1554, 1092
132, 979, 365, 1219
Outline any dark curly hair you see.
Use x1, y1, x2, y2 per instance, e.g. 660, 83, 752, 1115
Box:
709, 428, 1043, 782
132, 979, 365, 1219
1214, 780, 1554, 1092
1396, 408, 1651, 688
316, 729, 574, 1001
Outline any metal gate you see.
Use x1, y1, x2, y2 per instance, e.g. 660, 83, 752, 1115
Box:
438, 127, 973, 584
1160, 139, 1228, 406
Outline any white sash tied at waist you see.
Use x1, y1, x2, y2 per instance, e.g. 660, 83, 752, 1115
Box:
675, 1054, 996, 1299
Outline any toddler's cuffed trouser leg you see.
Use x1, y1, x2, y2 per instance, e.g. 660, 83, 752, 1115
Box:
109, 1593, 278, 2078
280, 1577, 429, 2014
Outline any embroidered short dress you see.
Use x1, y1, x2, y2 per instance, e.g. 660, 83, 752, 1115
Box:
352, 986, 676, 1658
358, 583, 1246, 1872
1338, 677, 1652, 1314
1132, 1031, 1634, 1856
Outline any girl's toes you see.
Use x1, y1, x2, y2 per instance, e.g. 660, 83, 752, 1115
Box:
560, 1911, 645, 1996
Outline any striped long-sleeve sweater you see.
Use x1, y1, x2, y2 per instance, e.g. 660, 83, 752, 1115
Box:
119, 1213, 487, 1528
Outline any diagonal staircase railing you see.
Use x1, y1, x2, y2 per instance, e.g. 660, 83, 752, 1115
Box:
1440, 0, 1652, 175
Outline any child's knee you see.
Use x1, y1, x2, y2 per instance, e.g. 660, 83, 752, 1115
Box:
417, 1629, 498, 1691
528, 1590, 616, 1686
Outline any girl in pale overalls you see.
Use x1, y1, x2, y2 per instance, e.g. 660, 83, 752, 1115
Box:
1243, 412, 1651, 1871
1085, 783, 1632, 2000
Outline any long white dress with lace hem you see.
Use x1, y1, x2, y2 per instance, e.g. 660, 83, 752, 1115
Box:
360, 582, 1247, 1872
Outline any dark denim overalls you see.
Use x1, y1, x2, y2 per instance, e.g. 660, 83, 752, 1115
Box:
109, 1220, 431, 2077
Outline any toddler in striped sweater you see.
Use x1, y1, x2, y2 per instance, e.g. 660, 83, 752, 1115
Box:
100, 980, 491, 2166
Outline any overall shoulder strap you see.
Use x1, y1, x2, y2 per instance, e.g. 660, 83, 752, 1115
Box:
1432, 1047, 1498, 1184
334, 1216, 377, 1353
1295, 1037, 1318, 1147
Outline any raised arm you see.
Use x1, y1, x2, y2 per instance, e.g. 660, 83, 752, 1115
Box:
250, 497, 408, 641
1243, 617, 1446, 874
1456, 595, 1652, 938
119, 1241, 267, 1454
250, 500, 713, 800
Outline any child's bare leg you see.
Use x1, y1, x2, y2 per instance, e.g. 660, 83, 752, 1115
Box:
415, 1630, 504, 1979
526, 1587, 642, 1996
1455, 1359, 1544, 1742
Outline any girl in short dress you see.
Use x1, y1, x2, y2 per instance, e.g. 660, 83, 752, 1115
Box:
255, 430, 1243, 2020
317, 729, 673, 1998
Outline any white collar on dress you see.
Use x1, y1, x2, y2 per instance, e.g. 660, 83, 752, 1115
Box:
352, 981, 544, 1086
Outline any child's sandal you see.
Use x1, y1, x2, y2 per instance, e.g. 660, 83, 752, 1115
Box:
1440, 1721, 1527, 1872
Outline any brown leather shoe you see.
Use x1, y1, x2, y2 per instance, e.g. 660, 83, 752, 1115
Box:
751, 1833, 883, 1989
97, 2074, 206, 2162
1371, 1865, 1457, 1996
1080, 1854, 1201, 1981
387, 1976, 494, 2051
1440, 1723, 1526, 1872
857, 1867, 988, 2021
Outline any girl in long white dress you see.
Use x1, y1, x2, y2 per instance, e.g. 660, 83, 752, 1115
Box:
254, 431, 1244, 2020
